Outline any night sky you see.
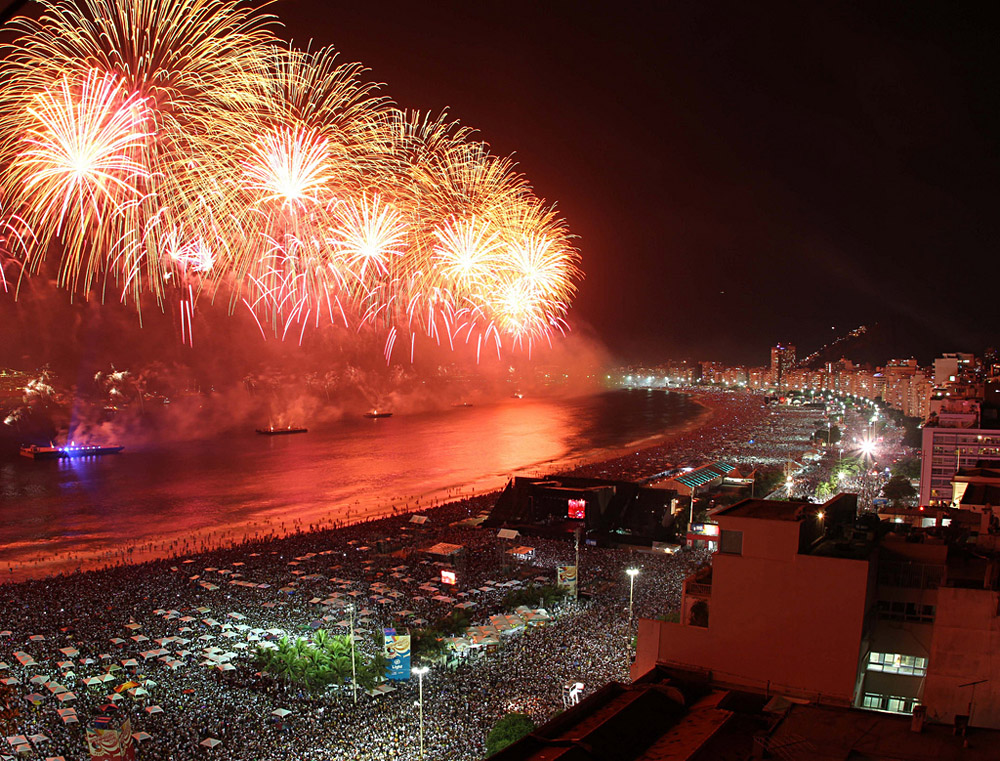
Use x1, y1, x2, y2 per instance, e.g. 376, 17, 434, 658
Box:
271, 0, 998, 364
1, 0, 998, 367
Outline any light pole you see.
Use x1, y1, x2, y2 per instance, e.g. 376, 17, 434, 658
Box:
348, 604, 357, 704
626, 568, 639, 625
413, 665, 429, 758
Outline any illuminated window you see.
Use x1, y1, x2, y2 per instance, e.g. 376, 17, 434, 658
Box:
866, 651, 927, 676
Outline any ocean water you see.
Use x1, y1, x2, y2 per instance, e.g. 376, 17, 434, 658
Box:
0, 389, 702, 574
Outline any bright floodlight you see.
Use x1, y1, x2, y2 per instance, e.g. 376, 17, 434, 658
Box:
626, 568, 639, 578
413, 666, 428, 675
817, 511, 825, 520
860, 440, 876, 457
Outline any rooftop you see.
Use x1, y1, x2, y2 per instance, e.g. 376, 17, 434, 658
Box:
713, 498, 819, 522
672, 461, 736, 489
768, 702, 1000, 761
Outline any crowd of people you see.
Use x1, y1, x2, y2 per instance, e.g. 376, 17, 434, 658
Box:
570, 389, 823, 483
2, 495, 712, 760
1, 388, 825, 760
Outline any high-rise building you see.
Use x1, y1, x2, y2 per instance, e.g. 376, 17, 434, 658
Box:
933, 352, 975, 386
919, 426, 1000, 505
770, 343, 796, 390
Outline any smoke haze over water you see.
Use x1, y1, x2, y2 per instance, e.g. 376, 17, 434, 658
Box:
1, 278, 609, 451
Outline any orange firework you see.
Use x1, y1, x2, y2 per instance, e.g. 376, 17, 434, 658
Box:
0, 0, 583, 357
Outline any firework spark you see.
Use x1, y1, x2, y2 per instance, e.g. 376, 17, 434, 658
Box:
0, 0, 582, 359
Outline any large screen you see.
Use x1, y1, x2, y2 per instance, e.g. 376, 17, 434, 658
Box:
568, 499, 586, 520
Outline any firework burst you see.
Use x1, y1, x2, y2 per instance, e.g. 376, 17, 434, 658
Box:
0, 0, 582, 358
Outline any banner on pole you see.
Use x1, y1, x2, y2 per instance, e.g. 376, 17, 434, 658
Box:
557, 565, 578, 595
384, 628, 411, 681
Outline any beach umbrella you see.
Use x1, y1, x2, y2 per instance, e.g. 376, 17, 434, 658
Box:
105, 694, 123, 703
55, 693, 76, 703
124, 624, 141, 631
23, 694, 44, 705
82, 677, 102, 687
200, 738, 222, 748
45, 757, 67, 761
144, 705, 163, 714
271, 708, 291, 718
121, 659, 138, 668
27, 734, 48, 744
132, 733, 153, 743
29, 675, 47, 685
28, 634, 44, 641
6, 737, 28, 747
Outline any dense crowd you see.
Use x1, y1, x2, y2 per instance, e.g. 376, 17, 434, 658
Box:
570, 389, 823, 483
2, 496, 711, 760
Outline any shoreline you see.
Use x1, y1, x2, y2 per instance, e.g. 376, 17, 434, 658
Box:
1, 389, 726, 586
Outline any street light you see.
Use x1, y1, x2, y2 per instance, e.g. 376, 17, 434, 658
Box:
626, 568, 640, 624
413, 665, 429, 759
347, 604, 357, 704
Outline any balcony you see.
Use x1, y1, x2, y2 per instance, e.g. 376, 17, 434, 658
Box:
685, 582, 712, 598
684, 567, 713, 598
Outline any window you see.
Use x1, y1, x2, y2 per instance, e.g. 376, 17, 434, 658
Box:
719, 529, 743, 555
875, 598, 936, 622
866, 651, 927, 677
863, 693, 883, 709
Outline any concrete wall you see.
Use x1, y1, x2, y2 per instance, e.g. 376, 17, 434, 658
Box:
634, 548, 871, 704
923, 587, 1000, 728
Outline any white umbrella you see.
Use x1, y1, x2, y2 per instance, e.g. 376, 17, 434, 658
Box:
200, 738, 222, 748
132, 732, 153, 742
144, 705, 163, 714
271, 708, 291, 718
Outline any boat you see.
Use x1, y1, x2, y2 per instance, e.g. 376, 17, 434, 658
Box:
255, 426, 308, 435
20, 443, 125, 460
363, 410, 393, 419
